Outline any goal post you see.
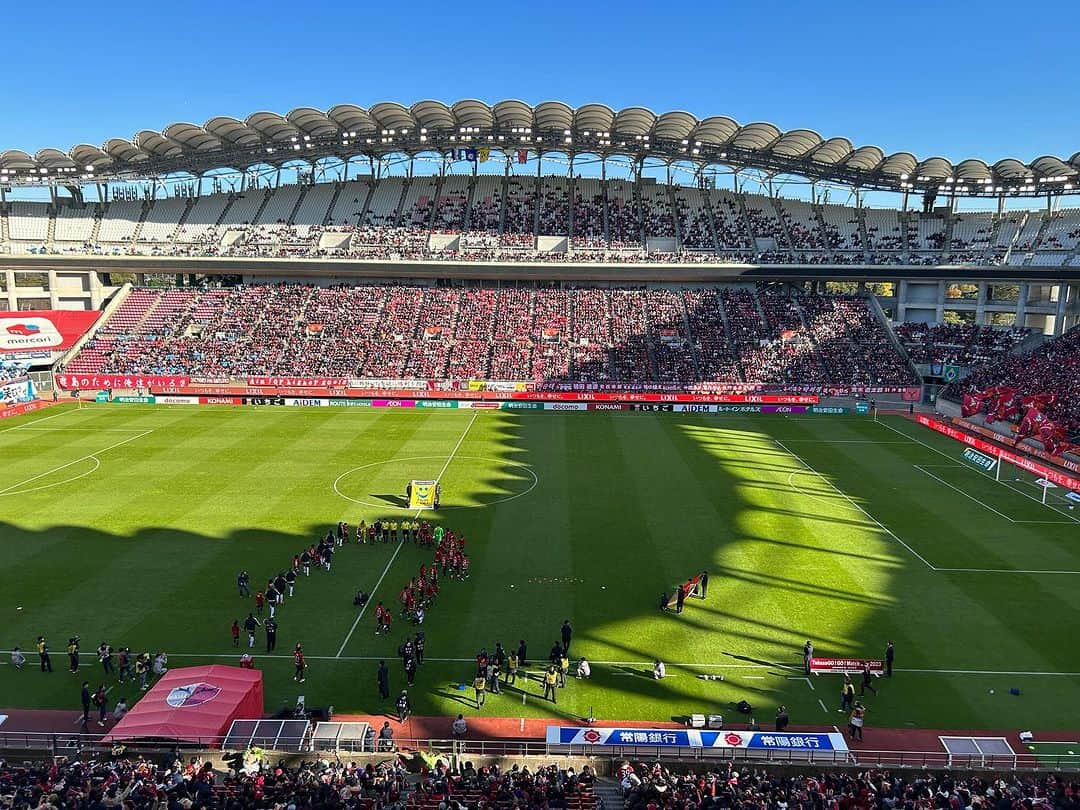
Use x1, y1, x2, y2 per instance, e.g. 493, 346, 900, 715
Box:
407, 480, 439, 510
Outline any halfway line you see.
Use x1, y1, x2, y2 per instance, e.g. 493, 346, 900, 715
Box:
334, 411, 478, 658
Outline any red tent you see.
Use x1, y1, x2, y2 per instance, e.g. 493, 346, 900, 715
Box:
105, 665, 263, 745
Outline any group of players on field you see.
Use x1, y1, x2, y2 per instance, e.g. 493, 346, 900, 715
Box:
373, 526, 470, 633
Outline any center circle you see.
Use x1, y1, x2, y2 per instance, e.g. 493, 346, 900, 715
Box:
332, 455, 538, 511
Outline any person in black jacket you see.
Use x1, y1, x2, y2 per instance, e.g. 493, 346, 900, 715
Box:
377, 661, 390, 699
560, 620, 573, 655
775, 705, 790, 732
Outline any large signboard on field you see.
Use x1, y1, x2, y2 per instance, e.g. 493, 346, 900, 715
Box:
809, 657, 885, 676
961, 446, 998, 473
547, 727, 848, 752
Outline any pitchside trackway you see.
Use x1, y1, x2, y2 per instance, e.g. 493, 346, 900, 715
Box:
0, 404, 1077, 730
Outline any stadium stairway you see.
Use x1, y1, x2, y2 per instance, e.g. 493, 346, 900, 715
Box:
869, 294, 923, 382
592, 776, 622, 809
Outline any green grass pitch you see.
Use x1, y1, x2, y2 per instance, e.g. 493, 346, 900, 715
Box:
1, 404, 1078, 733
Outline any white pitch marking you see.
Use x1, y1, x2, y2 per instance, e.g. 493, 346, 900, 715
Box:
876, 418, 1080, 525
0, 406, 83, 434
772, 440, 913, 444
335, 411, 478, 658
775, 438, 937, 570
0, 456, 101, 498
0, 430, 152, 496
913, 465, 1017, 523
13, 427, 151, 433
818, 699, 829, 713
937, 567, 1080, 575
35, 651, 1080, 677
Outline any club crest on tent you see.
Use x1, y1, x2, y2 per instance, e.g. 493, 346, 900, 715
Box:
165, 682, 221, 708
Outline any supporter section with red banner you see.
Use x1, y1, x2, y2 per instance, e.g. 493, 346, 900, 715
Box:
0, 311, 99, 361
961, 386, 1075, 457
916, 415, 1080, 491
56, 373, 191, 390
105, 665, 262, 745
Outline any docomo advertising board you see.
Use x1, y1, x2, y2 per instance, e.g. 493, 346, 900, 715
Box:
917, 415, 1080, 491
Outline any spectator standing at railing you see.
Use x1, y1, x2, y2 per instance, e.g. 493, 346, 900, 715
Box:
80, 681, 91, 727
848, 702, 866, 741
452, 713, 467, 737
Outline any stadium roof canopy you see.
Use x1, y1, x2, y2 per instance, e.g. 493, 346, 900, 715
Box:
2, 99, 1079, 197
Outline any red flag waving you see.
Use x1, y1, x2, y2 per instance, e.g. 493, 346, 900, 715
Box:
961, 392, 984, 418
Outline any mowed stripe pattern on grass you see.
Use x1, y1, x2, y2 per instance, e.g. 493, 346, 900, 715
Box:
0, 405, 1077, 730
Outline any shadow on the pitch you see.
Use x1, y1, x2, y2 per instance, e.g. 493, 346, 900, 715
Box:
431, 685, 478, 709
371, 494, 408, 507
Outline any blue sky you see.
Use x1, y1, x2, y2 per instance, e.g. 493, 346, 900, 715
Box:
2, 0, 1078, 165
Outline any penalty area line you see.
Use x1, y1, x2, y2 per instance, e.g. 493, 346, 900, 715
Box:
0, 430, 153, 496
334, 411, 478, 658
875, 418, 1080, 525
913, 465, 1017, 523
774, 438, 938, 571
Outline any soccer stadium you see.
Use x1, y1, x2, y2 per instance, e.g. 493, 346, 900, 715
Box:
1, 87, 1080, 806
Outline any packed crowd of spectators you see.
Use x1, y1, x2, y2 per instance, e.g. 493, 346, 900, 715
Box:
0, 751, 410, 809
410, 761, 598, 810
65, 283, 918, 390
0, 364, 30, 385
893, 323, 1031, 366
948, 324, 1080, 435
1, 180, 1064, 269
4, 751, 1078, 810
613, 760, 1080, 810
802, 295, 917, 386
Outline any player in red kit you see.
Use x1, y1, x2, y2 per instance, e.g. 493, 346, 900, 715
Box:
293, 644, 306, 682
